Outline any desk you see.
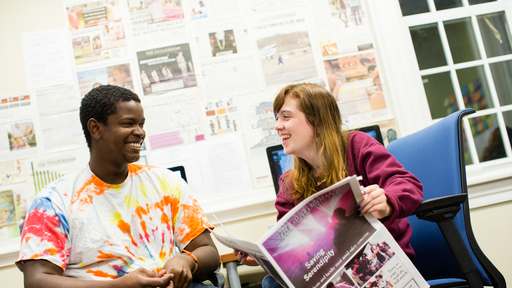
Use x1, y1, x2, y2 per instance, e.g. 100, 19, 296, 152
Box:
220, 253, 242, 288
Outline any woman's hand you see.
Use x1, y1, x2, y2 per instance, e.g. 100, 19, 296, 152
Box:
233, 249, 259, 266
357, 185, 393, 219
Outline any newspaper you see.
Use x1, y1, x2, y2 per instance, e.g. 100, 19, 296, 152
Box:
126, 0, 188, 50
64, 0, 129, 65
251, 8, 319, 86
213, 176, 428, 288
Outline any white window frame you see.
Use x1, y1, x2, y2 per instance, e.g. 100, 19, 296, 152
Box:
367, 0, 512, 190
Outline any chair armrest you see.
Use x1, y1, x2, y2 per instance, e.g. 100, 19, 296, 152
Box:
414, 194, 467, 223
197, 269, 225, 288
211, 269, 225, 288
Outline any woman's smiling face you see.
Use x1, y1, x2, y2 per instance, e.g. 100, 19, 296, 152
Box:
274, 96, 316, 163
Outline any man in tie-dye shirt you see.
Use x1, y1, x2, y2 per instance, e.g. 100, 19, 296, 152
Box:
16, 85, 220, 288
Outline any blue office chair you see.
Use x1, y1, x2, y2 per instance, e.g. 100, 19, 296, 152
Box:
386, 108, 506, 288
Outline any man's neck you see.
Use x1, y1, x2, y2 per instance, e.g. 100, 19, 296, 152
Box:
89, 156, 129, 185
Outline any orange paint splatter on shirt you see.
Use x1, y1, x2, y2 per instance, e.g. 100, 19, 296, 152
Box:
44, 247, 58, 256
159, 246, 166, 262
129, 164, 156, 177
97, 251, 130, 264
135, 205, 149, 219
86, 269, 117, 279
29, 254, 41, 259
116, 218, 138, 247
177, 198, 213, 243
71, 175, 109, 207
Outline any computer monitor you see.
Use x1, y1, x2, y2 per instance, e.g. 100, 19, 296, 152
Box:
355, 125, 384, 145
266, 125, 384, 194
266, 145, 293, 195
167, 165, 187, 183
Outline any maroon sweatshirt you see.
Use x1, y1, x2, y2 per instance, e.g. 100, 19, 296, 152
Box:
275, 131, 423, 260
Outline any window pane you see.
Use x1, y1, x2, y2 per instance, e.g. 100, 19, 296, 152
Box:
399, 0, 429, 16
410, 24, 447, 70
477, 12, 512, 58
469, 0, 496, 4
422, 72, 458, 119
469, 114, 505, 162
444, 18, 481, 63
456, 66, 493, 110
489, 60, 512, 106
434, 0, 462, 11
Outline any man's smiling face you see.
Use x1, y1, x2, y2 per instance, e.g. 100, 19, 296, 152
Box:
96, 100, 145, 166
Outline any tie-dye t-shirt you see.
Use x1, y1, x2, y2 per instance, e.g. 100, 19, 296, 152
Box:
16, 164, 212, 280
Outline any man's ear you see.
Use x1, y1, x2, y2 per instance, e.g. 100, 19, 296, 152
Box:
88, 118, 102, 141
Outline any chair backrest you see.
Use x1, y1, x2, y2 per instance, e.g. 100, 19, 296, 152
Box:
386, 109, 505, 288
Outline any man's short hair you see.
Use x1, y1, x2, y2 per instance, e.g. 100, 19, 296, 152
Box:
79, 85, 140, 149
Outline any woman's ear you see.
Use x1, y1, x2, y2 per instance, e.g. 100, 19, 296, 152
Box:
88, 118, 102, 141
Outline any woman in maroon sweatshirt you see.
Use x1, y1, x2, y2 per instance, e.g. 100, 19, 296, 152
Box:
237, 83, 423, 288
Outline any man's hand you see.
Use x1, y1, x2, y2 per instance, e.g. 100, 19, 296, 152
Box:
22, 259, 172, 288
116, 268, 172, 288
162, 254, 194, 288
162, 229, 220, 288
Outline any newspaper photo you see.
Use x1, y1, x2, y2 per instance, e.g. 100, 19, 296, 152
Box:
0, 93, 39, 161
201, 97, 241, 138
0, 189, 20, 240
252, 8, 318, 86
77, 63, 135, 96
213, 176, 428, 288
136, 43, 197, 96
324, 52, 393, 124
308, 0, 374, 56
65, 0, 129, 65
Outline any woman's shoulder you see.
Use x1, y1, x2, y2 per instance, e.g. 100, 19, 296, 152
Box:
347, 130, 380, 148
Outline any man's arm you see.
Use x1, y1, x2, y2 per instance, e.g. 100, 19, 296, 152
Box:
163, 229, 220, 288
23, 259, 172, 288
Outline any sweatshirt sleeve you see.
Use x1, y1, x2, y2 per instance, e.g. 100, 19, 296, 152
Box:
348, 132, 424, 226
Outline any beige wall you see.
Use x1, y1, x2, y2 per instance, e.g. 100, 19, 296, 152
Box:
470, 201, 512, 284
2, 202, 510, 287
